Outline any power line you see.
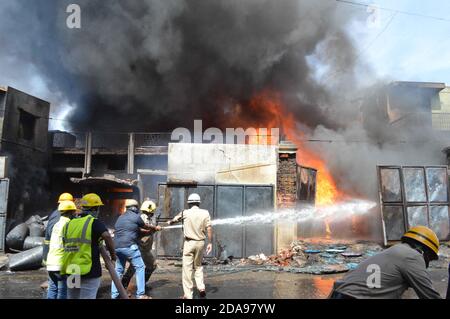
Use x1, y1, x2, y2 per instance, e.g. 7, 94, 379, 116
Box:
335, 0, 450, 23
323, 9, 398, 82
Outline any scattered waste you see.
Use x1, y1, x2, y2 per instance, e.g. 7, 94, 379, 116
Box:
238, 240, 384, 275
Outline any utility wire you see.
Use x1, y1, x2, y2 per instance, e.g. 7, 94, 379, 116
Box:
336, 0, 450, 23
323, 10, 398, 82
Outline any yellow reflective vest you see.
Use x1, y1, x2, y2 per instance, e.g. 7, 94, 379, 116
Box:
46, 215, 71, 271
61, 215, 95, 276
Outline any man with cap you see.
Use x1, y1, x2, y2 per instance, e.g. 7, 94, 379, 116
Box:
121, 200, 159, 291
61, 193, 116, 299
330, 226, 443, 299
111, 199, 162, 299
167, 193, 213, 299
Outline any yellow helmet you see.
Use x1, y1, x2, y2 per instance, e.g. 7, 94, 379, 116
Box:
402, 226, 440, 259
80, 193, 104, 207
125, 199, 139, 208
58, 200, 77, 212
141, 200, 156, 214
58, 193, 74, 203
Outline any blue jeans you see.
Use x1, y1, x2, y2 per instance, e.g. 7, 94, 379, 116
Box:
111, 245, 146, 298
47, 271, 67, 299
67, 277, 101, 299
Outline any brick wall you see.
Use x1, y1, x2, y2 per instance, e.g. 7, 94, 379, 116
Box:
277, 153, 297, 208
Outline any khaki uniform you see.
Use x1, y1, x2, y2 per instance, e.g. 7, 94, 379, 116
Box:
172, 206, 211, 299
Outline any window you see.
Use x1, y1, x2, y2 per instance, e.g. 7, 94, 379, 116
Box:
18, 109, 37, 141
378, 166, 450, 242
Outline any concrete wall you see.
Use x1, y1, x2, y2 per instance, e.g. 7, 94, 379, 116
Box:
168, 143, 299, 254
168, 143, 278, 185
0, 87, 50, 222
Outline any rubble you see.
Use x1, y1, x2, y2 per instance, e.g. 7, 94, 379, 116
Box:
239, 240, 385, 274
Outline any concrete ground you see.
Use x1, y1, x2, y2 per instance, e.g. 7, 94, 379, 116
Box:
0, 263, 448, 299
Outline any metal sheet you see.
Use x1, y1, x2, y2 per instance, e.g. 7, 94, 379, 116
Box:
0, 179, 9, 252
407, 206, 429, 228
380, 168, 402, 202
382, 206, 405, 241
215, 186, 244, 258
244, 186, 274, 256
403, 168, 427, 202
430, 206, 450, 240
156, 186, 185, 256
426, 168, 448, 202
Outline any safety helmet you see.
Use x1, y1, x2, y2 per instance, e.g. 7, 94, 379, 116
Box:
141, 200, 156, 214
58, 193, 74, 203
187, 193, 201, 204
402, 226, 440, 260
125, 199, 139, 208
58, 200, 77, 212
80, 193, 104, 207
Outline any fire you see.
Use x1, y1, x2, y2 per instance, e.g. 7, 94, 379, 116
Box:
244, 91, 343, 206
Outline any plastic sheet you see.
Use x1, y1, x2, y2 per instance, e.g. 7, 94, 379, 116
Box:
5, 223, 29, 251
8, 246, 43, 271
23, 237, 45, 250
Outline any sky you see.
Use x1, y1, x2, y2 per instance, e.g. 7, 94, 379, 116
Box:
342, 0, 450, 84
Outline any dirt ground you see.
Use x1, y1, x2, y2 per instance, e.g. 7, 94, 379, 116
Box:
0, 262, 448, 299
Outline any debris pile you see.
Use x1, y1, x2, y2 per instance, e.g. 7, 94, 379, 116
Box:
241, 240, 384, 275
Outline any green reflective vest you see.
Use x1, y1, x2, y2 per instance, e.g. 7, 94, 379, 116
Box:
61, 215, 94, 276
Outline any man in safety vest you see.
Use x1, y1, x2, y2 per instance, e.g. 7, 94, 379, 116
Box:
43, 193, 74, 266
331, 226, 442, 299
61, 193, 116, 299
46, 200, 77, 299
121, 200, 159, 291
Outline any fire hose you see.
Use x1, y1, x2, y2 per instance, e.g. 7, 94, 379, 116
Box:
100, 246, 129, 299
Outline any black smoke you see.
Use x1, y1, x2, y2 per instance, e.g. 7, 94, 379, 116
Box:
0, 0, 361, 132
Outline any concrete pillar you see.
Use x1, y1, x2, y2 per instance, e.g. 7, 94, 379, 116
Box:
128, 133, 135, 174
84, 132, 92, 176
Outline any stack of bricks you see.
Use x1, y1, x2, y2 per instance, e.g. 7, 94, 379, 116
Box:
277, 153, 297, 208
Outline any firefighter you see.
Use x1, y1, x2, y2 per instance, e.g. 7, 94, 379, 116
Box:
121, 200, 159, 292
331, 226, 442, 299
167, 193, 213, 299
111, 199, 161, 299
43, 193, 74, 266
61, 193, 116, 299
46, 200, 77, 299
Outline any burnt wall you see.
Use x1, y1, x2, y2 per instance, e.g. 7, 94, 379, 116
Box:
0, 87, 50, 222
277, 153, 297, 208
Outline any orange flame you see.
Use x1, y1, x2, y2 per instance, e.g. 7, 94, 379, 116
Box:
245, 91, 343, 207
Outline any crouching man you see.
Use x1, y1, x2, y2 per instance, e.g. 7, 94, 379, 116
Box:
331, 226, 442, 299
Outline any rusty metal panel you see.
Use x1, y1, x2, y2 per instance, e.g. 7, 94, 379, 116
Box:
244, 186, 274, 256
380, 168, 402, 202
0, 179, 9, 252
379, 165, 450, 243
430, 206, 450, 239
382, 206, 405, 241
215, 186, 244, 258
407, 206, 428, 228
403, 168, 427, 202
426, 168, 448, 202
156, 183, 274, 258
